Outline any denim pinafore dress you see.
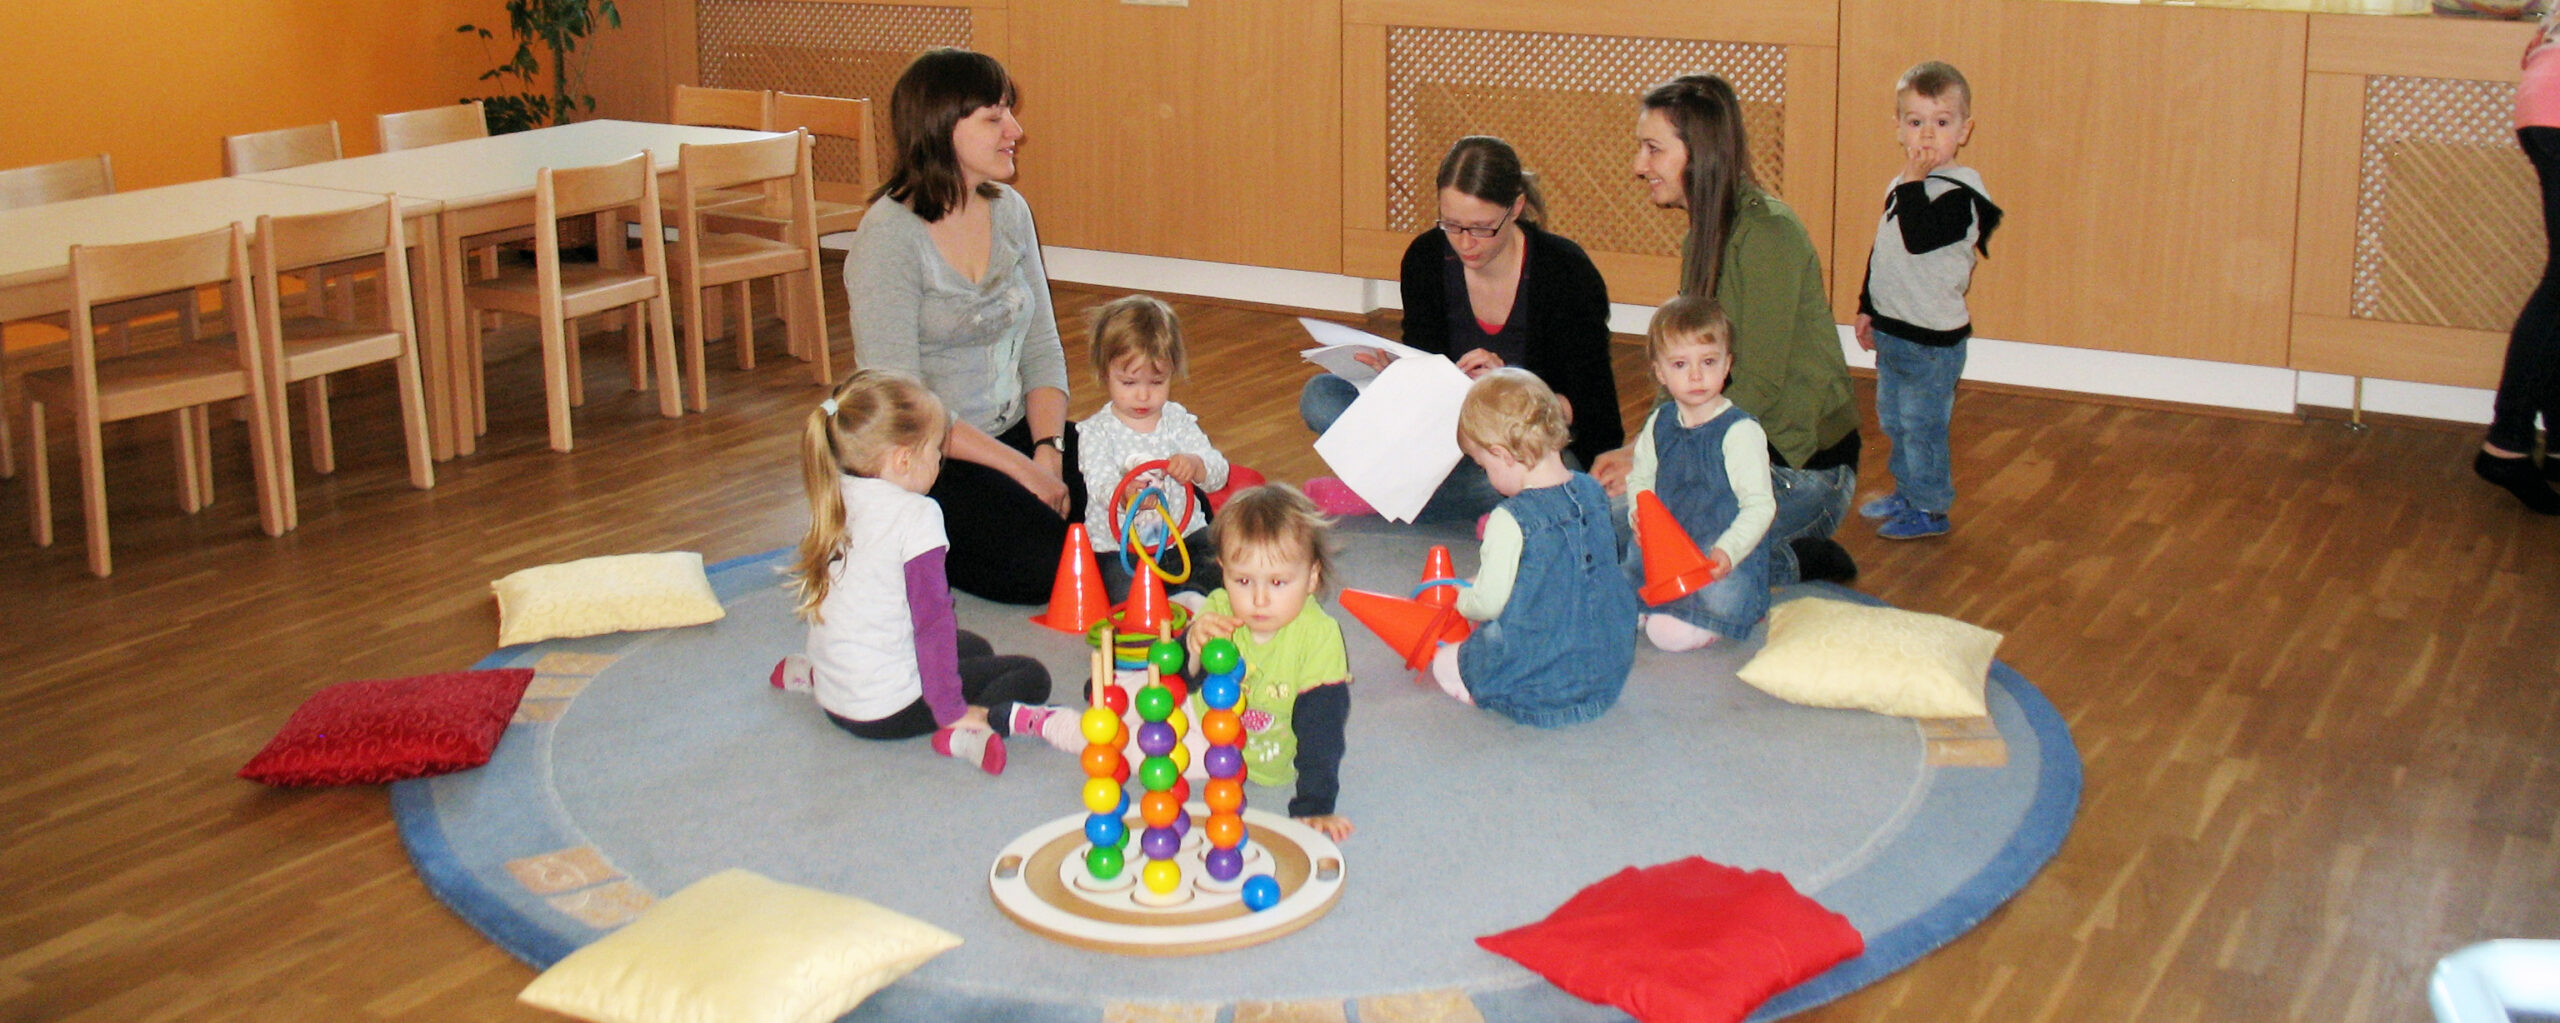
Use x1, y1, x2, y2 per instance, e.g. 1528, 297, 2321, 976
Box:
1625, 402, 1773, 639
1456, 472, 1641, 727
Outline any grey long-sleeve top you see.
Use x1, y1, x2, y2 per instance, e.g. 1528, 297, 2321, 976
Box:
844, 185, 1069, 437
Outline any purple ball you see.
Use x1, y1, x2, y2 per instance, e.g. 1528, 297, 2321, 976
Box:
1204, 744, 1244, 779
1170, 807, 1193, 837
1204, 845, 1244, 881
1136, 720, 1177, 757
1140, 825, 1181, 860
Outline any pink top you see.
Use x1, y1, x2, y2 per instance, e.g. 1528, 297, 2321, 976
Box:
2523, 26, 2560, 131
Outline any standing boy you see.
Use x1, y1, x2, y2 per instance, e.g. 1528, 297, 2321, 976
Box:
1855, 60, 2003, 540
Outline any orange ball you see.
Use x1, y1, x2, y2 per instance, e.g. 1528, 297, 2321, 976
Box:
1205, 777, 1244, 814
1109, 719, 1130, 750
1081, 743, 1121, 778
1140, 789, 1181, 829
1205, 811, 1245, 849
1201, 709, 1241, 746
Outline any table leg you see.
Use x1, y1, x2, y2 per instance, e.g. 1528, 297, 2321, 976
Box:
410, 215, 455, 461
440, 210, 476, 457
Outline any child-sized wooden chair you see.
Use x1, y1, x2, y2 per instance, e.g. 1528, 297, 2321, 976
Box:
24, 223, 284, 577
463, 152, 681, 452
250, 196, 435, 529
668, 130, 827, 410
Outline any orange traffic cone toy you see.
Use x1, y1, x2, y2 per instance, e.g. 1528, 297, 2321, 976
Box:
1339, 587, 1473, 671
1634, 490, 1723, 606
1030, 524, 1111, 634
1417, 545, 1461, 608
1119, 562, 1174, 638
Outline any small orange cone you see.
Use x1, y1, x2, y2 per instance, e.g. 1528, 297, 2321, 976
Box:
1030, 524, 1111, 634
1339, 588, 1473, 671
1635, 490, 1722, 606
1120, 562, 1173, 638
1417, 545, 1459, 608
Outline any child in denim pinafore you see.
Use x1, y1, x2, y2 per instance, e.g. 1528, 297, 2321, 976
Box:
1623, 298, 1775, 650
1428, 369, 1641, 727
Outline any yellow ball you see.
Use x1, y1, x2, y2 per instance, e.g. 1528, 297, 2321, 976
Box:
1142, 857, 1183, 894
1167, 706, 1190, 740
1082, 777, 1123, 814
1169, 741, 1191, 774
1080, 706, 1121, 745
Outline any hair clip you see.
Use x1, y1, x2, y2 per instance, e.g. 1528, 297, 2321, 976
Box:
820, 398, 840, 416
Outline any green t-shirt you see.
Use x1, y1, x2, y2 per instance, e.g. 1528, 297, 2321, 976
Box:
1199, 590, 1349, 788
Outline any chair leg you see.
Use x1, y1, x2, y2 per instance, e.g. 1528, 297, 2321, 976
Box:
801, 265, 831, 386
305, 376, 335, 475
77, 408, 110, 577
648, 292, 681, 421
196, 405, 216, 504
625, 311, 649, 394
173, 411, 204, 514
29, 401, 50, 547
0, 372, 15, 480
683, 282, 710, 414
566, 316, 587, 409
393, 344, 435, 490
540, 308, 575, 453
243, 369, 285, 540
733, 282, 756, 371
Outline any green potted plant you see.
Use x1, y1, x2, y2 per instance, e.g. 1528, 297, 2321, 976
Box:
460, 0, 623, 134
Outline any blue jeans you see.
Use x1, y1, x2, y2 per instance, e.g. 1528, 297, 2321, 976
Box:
1299, 373, 1504, 524
1873, 330, 1966, 515
1608, 461, 1852, 587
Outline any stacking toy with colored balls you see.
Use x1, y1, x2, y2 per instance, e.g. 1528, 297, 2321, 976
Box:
1194, 637, 1256, 884
1125, 638, 1192, 901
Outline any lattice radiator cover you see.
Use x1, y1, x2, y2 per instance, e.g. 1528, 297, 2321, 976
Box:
697, 0, 973, 193
2355, 74, 2539, 332
1386, 27, 1787, 257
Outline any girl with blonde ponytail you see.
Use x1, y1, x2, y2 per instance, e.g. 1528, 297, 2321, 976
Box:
774, 370, 1084, 775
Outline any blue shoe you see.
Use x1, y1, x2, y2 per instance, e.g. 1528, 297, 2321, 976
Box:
1858, 493, 1909, 521
1876, 507, 1951, 540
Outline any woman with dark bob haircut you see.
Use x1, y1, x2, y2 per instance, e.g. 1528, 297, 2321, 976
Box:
846, 48, 1083, 604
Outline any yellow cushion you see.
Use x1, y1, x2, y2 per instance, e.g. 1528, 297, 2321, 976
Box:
1735, 598, 2000, 719
492, 552, 724, 647
517, 869, 962, 1023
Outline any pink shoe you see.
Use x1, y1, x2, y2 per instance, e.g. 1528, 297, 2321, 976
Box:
1304, 477, 1376, 517
1009, 704, 1086, 753
769, 655, 813, 693
932, 726, 1007, 775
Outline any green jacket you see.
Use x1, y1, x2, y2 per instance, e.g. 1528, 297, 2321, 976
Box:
1712, 186, 1859, 469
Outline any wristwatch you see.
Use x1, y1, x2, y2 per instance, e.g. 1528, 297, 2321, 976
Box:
1032, 435, 1065, 454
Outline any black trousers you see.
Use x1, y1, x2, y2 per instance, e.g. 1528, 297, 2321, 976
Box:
827, 631, 1051, 739
2491, 126, 2560, 455
927, 419, 1089, 605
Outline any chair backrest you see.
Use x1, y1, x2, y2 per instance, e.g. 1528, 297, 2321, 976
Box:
541, 151, 655, 222
254, 197, 410, 343
0, 154, 114, 210
679, 130, 803, 197
769, 92, 878, 202
223, 122, 343, 176
377, 102, 489, 152
672, 85, 770, 130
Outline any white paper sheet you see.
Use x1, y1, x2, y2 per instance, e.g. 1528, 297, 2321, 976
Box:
1312, 354, 1474, 523
1299, 317, 1429, 391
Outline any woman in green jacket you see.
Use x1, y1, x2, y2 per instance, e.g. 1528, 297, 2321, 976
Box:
1593, 73, 1863, 584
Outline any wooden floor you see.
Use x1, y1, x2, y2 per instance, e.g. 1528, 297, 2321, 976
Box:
3, 270, 2555, 1022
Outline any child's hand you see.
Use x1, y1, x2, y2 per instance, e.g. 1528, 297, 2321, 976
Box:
1165, 453, 1205, 485
1854, 314, 1875, 352
1186, 613, 1243, 658
1707, 548, 1733, 582
1899, 143, 1947, 185
1590, 448, 1633, 495
1296, 814, 1354, 842
1454, 347, 1506, 379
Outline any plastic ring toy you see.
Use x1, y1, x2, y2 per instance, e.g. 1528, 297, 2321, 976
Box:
1409, 578, 1471, 601
1109, 461, 1197, 585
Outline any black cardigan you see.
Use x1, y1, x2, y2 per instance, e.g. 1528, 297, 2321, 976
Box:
1398, 222, 1624, 465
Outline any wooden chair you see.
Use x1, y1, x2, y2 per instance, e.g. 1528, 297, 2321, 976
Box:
250, 197, 434, 530
0, 155, 203, 481
222, 122, 372, 320
376, 102, 491, 152
700, 92, 877, 366
665, 85, 773, 220
24, 224, 284, 577
668, 131, 827, 409
463, 152, 681, 452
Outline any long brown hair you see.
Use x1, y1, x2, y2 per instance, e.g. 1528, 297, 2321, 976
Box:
1435, 136, 1547, 226
1641, 74, 1753, 299
874, 48, 1019, 223
790, 370, 947, 621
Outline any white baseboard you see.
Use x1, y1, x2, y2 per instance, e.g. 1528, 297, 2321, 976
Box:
1039, 246, 2497, 426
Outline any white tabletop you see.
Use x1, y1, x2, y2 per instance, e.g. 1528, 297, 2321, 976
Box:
240, 119, 785, 206
0, 177, 435, 308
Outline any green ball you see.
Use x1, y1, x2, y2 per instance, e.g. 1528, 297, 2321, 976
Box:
1135, 685, 1174, 723
1138, 754, 1179, 792
1085, 844, 1125, 880
1199, 637, 1240, 676
1147, 639, 1187, 677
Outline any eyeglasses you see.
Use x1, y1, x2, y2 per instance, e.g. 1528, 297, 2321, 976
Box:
1435, 209, 1513, 240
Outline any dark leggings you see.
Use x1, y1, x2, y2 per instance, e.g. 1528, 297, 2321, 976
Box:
927, 419, 1088, 606
2490, 126, 2560, 455
827, 631, 1052, 740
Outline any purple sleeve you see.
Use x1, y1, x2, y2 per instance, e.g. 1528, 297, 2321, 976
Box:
905, 546, 966, 727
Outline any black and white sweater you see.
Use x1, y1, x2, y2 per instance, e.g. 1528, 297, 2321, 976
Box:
1856, 166, 2002, 347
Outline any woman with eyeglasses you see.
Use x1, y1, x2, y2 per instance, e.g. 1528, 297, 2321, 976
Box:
847, 49, 1083, 604
1592, 74, 1862, 584
1300, 136, 1621, 524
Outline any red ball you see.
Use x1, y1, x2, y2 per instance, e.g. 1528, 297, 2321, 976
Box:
1161, 677, 1189, 708
1140, 790, 1181, 828
1112, 756, 1130, 784
1101, 684, 1130, 715
1205, 777, 1244, 814
1080, 744, 1120, 779
1205, 811, 1245, 849
1168, 776, 1191, 807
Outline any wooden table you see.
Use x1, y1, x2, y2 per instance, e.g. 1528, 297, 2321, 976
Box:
242, 119, 784, 456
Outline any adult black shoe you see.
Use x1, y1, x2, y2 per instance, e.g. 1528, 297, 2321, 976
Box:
2474, 451, 2560, 515
1791, 537, 1860, 584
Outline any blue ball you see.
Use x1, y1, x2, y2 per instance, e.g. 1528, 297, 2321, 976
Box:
1140, 825, 1181, 860
1136, 720, 1177, 757
1201, 676, 1240, 710
1085, 812, 1126, 849
1241, 874, 1282, 911
1205, 845, 1244, 881
1204, 744, 1244, 779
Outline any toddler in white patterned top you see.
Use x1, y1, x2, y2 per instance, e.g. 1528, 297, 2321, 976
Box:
1076, 295, 1228, 603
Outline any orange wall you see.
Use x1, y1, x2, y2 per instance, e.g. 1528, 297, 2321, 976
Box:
1, 0, 508, 189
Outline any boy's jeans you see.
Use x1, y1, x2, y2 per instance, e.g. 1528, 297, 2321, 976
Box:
1873, 330, 1968, 515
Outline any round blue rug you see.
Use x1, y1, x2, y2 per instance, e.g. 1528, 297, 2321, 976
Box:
395, 522, 2078, 1021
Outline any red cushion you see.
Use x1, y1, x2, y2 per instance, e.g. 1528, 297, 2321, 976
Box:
1476, 857, 1864, 1023
237, 669, 536, 786
1206, 465, 1266, 512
